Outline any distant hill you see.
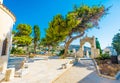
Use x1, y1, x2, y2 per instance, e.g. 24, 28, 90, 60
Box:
69, 45, 91, 52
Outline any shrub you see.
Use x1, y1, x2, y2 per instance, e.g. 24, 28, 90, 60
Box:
11, 47, 16, 54
98, 53, 110, 60
60, 55, 65, 59
58, 49, 65, 56
70, 50, 73, 53
29, 54, 35, 58
11, 47, 26, 55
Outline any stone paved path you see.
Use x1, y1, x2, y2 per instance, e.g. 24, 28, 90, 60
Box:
54, 59, 120, 83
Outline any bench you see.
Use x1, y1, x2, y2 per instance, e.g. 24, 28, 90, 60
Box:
61, 63, 67, 69
15, 61, 29, 77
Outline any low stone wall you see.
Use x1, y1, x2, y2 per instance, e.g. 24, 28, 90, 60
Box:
92, 59, 119, 80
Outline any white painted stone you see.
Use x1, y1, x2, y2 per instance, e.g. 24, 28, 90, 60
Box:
8, 68, 15, 80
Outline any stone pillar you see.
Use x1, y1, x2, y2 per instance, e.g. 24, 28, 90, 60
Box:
91, 48, 95, 58
79, 49, 84, 57
94, 49, 100, 58
86, 50, 89, 58
8, 67, 15, 80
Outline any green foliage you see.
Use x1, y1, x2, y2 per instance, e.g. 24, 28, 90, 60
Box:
33, 25, 40, 42
40, 38, 47, 46
13, 24, 32, 46
11, 47, 26, 55
60, 55, 66, 59
33, 25, 40, 53
16, 24, 32, 36
68, 5, 106, 33
70, 50, 73, 53
12, 30, 16, 35
112, 33, 120, 55
97, 53, 110, 60
13, 36, 32, 46
44, 5, 107, 56
96, 38, 102, 54
58, 49, 65, 56
43, 14, 67, 46
46, 14, 66, 45
29, 54, 35, 58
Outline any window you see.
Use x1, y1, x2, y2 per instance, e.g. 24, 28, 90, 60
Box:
1, 38, 7, 56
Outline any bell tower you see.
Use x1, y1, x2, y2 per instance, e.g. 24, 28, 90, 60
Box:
0, 0, 3, 4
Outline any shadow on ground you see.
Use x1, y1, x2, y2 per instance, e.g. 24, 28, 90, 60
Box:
78, 71, 120, 83
75, 59, 120, 83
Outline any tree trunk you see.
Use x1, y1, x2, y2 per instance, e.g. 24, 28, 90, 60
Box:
34, 44, 36, 54
63, 32, 85, 57
27, 45, 29, 55
63, 41, 71, 57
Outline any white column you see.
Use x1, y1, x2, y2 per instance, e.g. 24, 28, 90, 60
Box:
86, 50, 89, 58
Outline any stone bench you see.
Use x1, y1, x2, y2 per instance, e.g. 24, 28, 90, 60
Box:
15, 61, 29, 77
15, 68, 29, 77
61, 63, 67, 69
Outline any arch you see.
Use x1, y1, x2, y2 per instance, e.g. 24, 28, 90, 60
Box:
83, 42, 91, 57
84, 42, 91, 48
77, 36, 100, 58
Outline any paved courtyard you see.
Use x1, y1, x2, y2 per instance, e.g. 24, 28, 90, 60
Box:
1, 57, 120, 83
2, 56, 73, 83
54, 59, 120, 83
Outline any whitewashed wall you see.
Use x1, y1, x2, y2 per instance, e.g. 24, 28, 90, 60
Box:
0, 4, 15, 73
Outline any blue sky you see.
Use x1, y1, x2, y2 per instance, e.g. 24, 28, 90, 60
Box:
4, 0, 120, 49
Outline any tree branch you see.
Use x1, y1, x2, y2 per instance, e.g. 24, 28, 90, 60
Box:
72, 32, 85, 40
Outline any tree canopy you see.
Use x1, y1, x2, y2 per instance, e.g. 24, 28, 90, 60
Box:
13, 24, 32, 46
43, 5, 108, 56
33, 25, 40, 53
96, 38, 102, 54
112, 32, 120, 55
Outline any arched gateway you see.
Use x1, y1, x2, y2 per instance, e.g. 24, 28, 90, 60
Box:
77, 36, 100, 58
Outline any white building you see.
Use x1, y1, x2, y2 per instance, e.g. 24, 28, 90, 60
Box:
0, 0, 16, 73
103, 46, 117, 56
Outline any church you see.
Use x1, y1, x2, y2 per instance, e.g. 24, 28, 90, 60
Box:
0, 0, 16, 74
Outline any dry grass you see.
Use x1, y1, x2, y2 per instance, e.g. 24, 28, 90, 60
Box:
96, 59, 120, 77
